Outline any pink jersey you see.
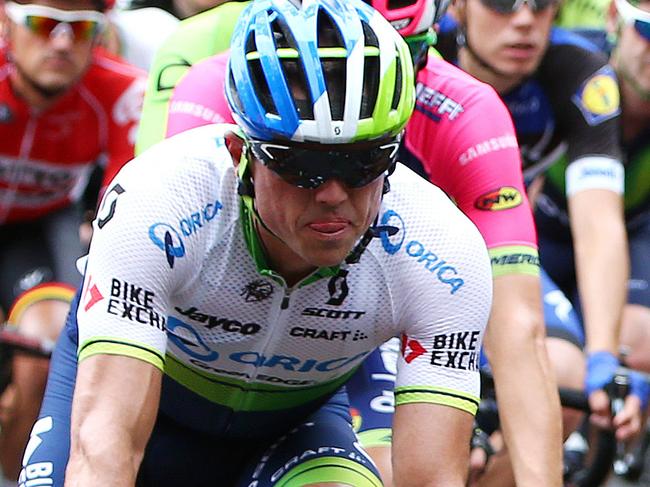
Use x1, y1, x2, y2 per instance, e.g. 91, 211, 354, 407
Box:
167, 53, 233, 137
403, 55, 538, 276
167, 52, 539, 276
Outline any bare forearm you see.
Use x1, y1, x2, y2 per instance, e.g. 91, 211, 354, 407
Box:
65, 355, 161, 486
485, 275, 562, 487
66, 422, 143, 486
393, 403, 472, 487
490, 339, 563, 486
570, 197, 629, 353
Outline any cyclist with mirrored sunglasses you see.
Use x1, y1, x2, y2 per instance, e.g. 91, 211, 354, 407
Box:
21, 1, 494, 486
0, 0, 144, 481
165, 1, 569, 486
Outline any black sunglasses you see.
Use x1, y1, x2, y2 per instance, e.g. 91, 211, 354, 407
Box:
479, 0, 557, 14
246, 138, 400, 189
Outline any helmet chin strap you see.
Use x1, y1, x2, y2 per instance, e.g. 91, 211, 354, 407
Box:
457, 29, 512, 79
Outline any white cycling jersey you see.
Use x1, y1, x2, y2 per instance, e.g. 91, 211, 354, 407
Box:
77, 124, 492, 435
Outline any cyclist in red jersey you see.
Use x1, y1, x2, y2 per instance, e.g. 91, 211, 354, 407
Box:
0, 0, 145, 479
165, 2, 563, 486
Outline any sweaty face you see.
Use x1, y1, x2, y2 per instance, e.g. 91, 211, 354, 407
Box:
464, 0, 557, 80
250, 160, 384, 282
5, 0, 100, 99
616, 1, 650, 96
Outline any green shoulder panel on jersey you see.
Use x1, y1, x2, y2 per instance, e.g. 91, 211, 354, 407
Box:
135, 1, 250, 154
489, 245, 540, 277
78, 337, 166, 370
394, 385, 480, 415
165, 353, 359, 411
274, 457, 383, 487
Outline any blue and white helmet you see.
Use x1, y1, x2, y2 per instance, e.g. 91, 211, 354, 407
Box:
226, 0, 415, 144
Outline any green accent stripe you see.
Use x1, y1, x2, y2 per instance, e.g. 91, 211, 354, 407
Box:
245, 46, 380, 61
78, 338, 165, 370
275, 457, 382, 487
357, 428, 392, 448
489, 245, 540, 277
395, 386, 479, 415
164, 353, 357, 411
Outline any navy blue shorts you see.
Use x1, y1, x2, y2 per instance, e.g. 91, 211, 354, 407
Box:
20, 292, 382, 487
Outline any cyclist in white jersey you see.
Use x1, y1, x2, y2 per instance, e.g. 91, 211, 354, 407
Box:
20, 1, 492, 486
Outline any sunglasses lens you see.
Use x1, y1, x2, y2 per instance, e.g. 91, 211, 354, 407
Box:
480, 0, 555, 12
480, 0, 518, 13
249, 141, 398, 189
635, 20, 650, 41
69, 20, 99, 40
25, 15, 59, 37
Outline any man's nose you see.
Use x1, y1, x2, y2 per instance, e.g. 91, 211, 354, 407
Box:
49, 22, 76, 49
313, 178, 350, 205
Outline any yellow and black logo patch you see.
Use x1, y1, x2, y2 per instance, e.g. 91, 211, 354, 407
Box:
572, 67, 621, 125
474, 187, 522, 211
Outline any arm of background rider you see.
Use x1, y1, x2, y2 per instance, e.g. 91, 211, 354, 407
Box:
166, 52, 234, 138
135, 1, 249, 154
540, 32, 623, 189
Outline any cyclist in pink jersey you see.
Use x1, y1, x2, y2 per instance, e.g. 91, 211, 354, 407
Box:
165, 4, 563, 486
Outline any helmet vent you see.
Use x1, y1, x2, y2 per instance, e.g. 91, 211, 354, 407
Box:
244, 29, 279, 116
362, 21, 379, 48
317, 9, 347, 120
317, 9, 345, 48
388, 0, 418, 8
391, 51, 403, 110
360, 54, 379, 119
271, 17, 296, 49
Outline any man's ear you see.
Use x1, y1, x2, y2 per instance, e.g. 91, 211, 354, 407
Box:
225, 129, 246, 168
452, 0, 467, 25
605, 0, 619, 36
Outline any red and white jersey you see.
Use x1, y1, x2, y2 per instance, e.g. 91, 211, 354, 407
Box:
0, 44, 146, 224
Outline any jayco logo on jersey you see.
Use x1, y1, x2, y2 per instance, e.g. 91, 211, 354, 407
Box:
379, 209, 465, 294
174, 306, 261, 335
148, 199, 223, 268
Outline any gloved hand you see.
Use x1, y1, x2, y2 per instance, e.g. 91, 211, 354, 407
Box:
585, 351, 619, 397
586, 351, 650, 409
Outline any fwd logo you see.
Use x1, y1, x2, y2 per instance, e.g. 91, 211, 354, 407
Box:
400, 335, 426, 364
